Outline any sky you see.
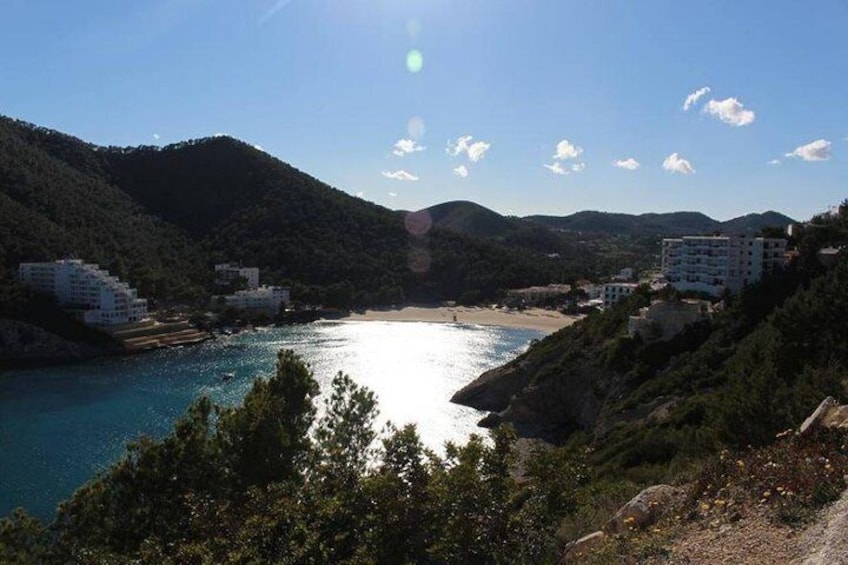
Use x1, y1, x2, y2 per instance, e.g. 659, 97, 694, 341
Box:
1, 0, 846, 221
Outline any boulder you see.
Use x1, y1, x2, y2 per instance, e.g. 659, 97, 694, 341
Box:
799, 397, 848, 436
605, 484, 683, 534
560, 530, 605, 563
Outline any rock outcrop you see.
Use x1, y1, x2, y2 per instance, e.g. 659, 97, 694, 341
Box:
561, 484, 684, 563
0, 319, 116, 368
799, 396, 848, 436
604, 484, 684, 534
451, 357, 537, 413
451, 354, 610, 439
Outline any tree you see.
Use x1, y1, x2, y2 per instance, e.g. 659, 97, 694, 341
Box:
216, 349, 319, 488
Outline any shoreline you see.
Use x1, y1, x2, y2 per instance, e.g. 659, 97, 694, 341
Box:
329, 305, 582, 335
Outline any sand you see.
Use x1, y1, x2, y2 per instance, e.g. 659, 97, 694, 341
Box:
334, 305, 582, 335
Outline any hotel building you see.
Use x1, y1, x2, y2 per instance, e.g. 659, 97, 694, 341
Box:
662, 235, 787, 297
19, 259, 148, 326
214, 263, 260, 290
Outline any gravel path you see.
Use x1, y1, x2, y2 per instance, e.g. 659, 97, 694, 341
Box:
657, 510, 801, 564
797, 488, 848, 565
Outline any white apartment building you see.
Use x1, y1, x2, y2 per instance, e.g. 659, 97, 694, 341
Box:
603, 282, 638, 308
19, 259, 148, 326
214, 263, 260, 290
662, 235, 787, 297
223, 285, 290, 314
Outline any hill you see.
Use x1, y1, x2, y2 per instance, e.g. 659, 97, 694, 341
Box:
424, 200, 523, 239
0, 117, 566, 315
525, 209, 795, 237
452, 205, 848, 478
0, 117, 207, 301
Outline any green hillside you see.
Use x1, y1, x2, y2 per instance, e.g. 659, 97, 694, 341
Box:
454, 204, 847, 482
0, 117, 566, 315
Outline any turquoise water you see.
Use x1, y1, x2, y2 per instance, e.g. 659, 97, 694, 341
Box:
0, 321, 541, 520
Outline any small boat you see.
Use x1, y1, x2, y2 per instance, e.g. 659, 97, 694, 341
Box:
222, 372, 235, 382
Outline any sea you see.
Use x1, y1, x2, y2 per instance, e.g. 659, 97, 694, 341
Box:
0, 320, 542, 520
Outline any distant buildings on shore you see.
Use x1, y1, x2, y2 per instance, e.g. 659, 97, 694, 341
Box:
221, 285, 290, 314
661, 235, 787, 297
213, 263, 290, 314
214, 263, 259, 290
19, 259, 148, 326
602, 282, 638, 308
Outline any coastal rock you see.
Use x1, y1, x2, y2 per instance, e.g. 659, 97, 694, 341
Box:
605, 484, 684, 534
455, 358, 607, 440
451, 358, 537, 412
0, 319, 111, 368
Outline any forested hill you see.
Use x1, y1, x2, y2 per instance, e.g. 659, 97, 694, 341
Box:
0, 117, 206, 301
525, 209, 796, 236
453, 203, 848, 479
0, 116, 564, 310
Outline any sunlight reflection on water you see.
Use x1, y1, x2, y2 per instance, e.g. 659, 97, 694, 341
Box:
0, 321, 542, 519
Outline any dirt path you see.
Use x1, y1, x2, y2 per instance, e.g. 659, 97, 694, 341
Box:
797, 488, 848, 564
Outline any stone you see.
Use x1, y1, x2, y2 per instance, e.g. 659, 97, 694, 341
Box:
799, 397, 840, 436
560, 530, 605, 563
605, 484, 684, 535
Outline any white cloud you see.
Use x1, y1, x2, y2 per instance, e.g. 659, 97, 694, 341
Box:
543, 162, 568, 175
785, 139, 832, 161
553, 139, 583, 160
356, 191, 365, 198
392, 138, 426, 157
571, 162, 586, 173
613, 157, 640, 170
388, 192, 398, 197
662, 153, 695, 175
446, 135, 491, 162
382, 170, 419, 181
683, 86, 711, 111
453, 165, 469, 178
153, 133, 160, 140
703, 97, 756, 126
768, 159, 781, 166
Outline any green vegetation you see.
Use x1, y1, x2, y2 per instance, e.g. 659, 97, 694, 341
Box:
484, 203, 848, 487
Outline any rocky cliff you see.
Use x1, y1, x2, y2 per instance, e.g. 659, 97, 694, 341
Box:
0, 319, 118, 369
451, 352, 612, 440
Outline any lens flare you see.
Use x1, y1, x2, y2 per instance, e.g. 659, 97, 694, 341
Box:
406, 19, 422, 40
404, 210, 432, 235
407, 116, 425, 139
406, 50, 423, 73
408, 247, 432, 274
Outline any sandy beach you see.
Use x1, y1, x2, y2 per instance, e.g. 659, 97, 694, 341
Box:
335, 305, 582, 335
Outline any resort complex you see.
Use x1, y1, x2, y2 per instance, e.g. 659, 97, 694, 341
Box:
661, 235, 787, 297
18, 259, 148, 326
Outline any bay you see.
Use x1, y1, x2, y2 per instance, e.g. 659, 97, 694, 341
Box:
0, 321, 541, 520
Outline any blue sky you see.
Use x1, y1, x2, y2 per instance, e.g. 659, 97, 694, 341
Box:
2, 0, 846, 221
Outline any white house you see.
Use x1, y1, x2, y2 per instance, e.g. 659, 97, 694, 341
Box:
214, 263, 260, 290
222, 285, 290, 314
662, 235, 787, 297
602, 282, 639, 308
19, 259, 148, 326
